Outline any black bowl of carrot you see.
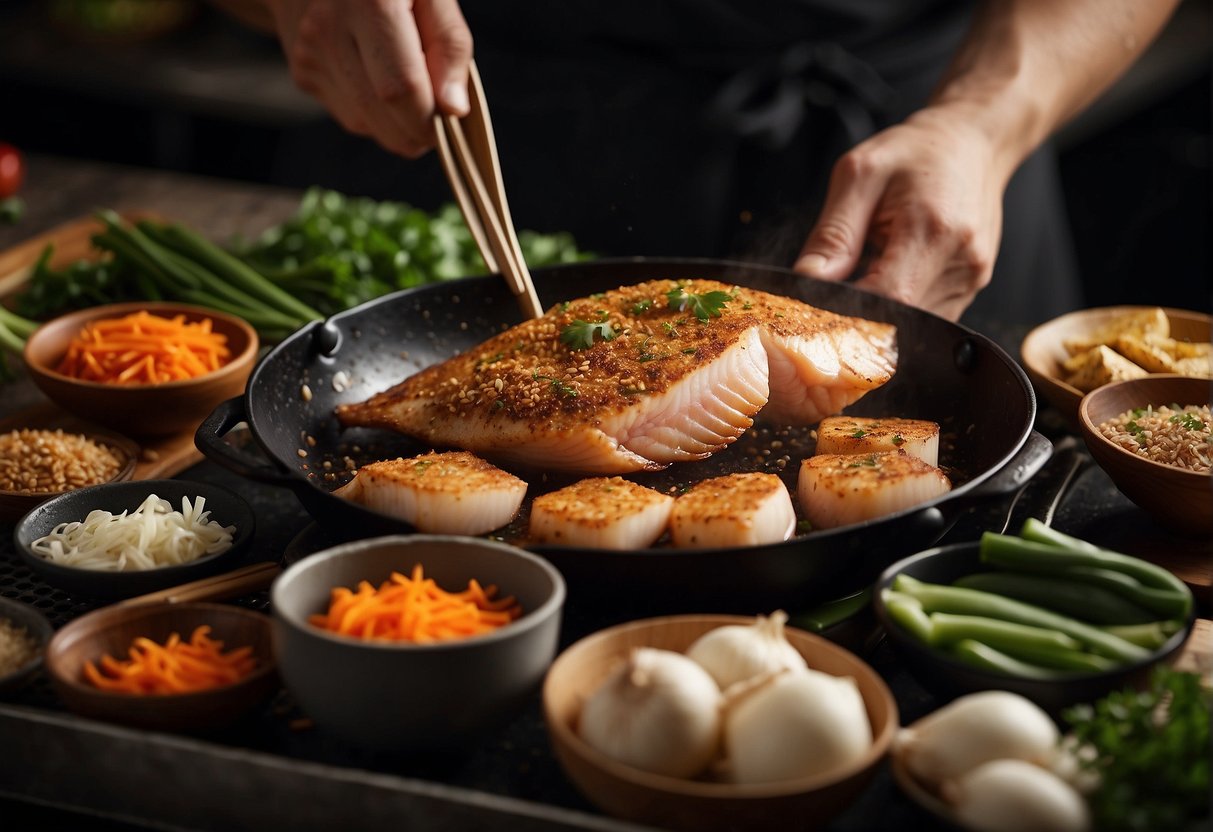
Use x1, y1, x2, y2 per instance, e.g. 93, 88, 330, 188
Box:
873, 521, 1194, 713
271, 534, 566, 753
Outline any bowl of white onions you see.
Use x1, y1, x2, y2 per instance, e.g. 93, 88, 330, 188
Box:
542, 613, 897, 832
14, 479, 255, 600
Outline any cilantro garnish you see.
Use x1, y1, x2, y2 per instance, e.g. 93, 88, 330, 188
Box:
666, 285, 732, 320
631, 299, 653, 315
560, 315, 617, 350
532, 371, 579, 398
850, 429, 867, 439
892, 434, 905, 446
1170, 412, 1205, 431
847, 454, 880, 468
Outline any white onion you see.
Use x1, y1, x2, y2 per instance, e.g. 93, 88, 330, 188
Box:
943, 759, 1091, 832
578, 647, 721, 779
30, 494, 235, 571
896, 690, 1058, 786
724, 668, 872, 784
686, 610, 807, 691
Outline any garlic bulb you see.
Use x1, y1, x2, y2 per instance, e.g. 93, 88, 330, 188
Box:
578, 647, 721, 779
896, 690, 1058, 786
942, 759, 1091, 832
724, 668, 872, 784
686, 610, 807, 690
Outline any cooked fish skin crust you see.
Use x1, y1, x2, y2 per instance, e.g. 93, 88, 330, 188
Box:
529, 476, 674, 550
333, 451, 527, 535
336, 280, 895, 474
815, 416, 941, 467
797, 450, 951, 530
669, 472, 797, 549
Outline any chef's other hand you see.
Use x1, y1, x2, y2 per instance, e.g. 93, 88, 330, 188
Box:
794, 106, 1011, 322
266, 0, 472, 158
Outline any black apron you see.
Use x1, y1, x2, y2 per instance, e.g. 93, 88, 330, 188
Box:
276, 0, 1081, 328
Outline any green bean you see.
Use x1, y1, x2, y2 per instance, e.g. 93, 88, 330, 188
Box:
950, 639, 1070, 680
881, 589, 933, 643
1018, 520, 1192, 601
892, 574, 1149, 664
998, 644, 1118, 673
928, 612, 1083, 654
954, 572, 1155, 625
1059, 566, 1191, 620
1102, 620, 1184, 650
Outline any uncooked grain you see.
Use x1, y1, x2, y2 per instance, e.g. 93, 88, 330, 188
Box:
0, 618, 38, 677
0, 429, 126, 494
1097, 403, 1211, 473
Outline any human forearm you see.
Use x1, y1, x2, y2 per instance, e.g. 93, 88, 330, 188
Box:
929, 0, 1179, 177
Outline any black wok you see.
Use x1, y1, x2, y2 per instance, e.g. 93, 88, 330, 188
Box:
197, 258, 1050, 610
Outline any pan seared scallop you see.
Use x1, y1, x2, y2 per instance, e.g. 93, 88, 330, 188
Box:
336, 280, 896, 475
797, 450, 951, 530
333, 451, 527, 535
670, 472, 796, 549
530, 477, 674, 550
815, 416, 941, 466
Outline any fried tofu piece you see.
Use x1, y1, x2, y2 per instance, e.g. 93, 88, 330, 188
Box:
1113, 334, 1178, 374
1063, 308, 1169, 356
1141, 332, 1213, 361
1175, 355, 1213, 379
1063, 345, 1149, 393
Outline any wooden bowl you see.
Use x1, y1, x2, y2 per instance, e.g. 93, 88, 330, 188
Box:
542, 615, 898, 832
0, 597, 54, 696
1020, 306, 1211, 427
23, 301, 258, 437
45, 602, 278, 732
1078, 375, 1212, 535
13, 479, 256, 600
0, 424, 138, 522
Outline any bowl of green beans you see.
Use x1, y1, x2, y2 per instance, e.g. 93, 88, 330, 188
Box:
873, 519, 1194, 712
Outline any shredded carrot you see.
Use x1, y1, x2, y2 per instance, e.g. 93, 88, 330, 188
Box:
82, 625, 257, 695
309, 564, 522, 643
56, 310, 231, 385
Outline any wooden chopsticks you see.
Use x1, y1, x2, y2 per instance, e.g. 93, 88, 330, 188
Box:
117, 561, 282, 608
434, 61, 544, 320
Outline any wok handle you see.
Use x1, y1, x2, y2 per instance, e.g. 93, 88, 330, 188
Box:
194, 397, 299, 487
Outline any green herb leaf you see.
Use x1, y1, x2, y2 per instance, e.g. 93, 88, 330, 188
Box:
532, 371, 579, 398
796, 519, 813, 533
850, 429, 867, 439
847, 454, 880, 468
892, 434, 905, 446
560, 317, 617, 350
631, 299, 653, 315
1170, 412, 1205, 431
665, 286, 732, 321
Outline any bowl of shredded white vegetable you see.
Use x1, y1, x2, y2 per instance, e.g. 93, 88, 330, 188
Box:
14, 479, 255, 600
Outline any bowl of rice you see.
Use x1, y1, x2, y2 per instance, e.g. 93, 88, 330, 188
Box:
1078, 375, 1211, 535
0, 426, 139, 522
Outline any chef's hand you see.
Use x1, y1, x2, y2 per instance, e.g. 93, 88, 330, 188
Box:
265, 0, 472, 158
794, 106, 1011, 322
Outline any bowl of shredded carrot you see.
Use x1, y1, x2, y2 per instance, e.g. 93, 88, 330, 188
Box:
45, 601, 277, 732
271, 534, 566, 752
23, 302, 258, 437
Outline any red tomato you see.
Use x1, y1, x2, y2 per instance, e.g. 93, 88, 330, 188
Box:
0, 143, 24, 199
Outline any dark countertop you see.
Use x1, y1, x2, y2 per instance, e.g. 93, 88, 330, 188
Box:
0, 154, 1207, 831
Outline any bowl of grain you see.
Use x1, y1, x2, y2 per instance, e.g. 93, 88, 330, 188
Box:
0, 426, 139, 522
23, 301, 258, 437
1078, 375, 1212, 535
0, 597, 53, 696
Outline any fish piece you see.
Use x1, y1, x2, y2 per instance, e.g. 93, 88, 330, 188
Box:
333, 451, 526, 535
336, 280, 896, 475
745, 291, 897, 425
815, 416, 941, 467
797, 450, 951, 530
669, 472, 796, 549
529, 477, 674, 550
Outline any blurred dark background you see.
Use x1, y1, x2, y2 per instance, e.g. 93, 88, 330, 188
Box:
0, 0, 1209, 315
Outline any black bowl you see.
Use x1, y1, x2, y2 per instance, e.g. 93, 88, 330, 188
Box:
14, 479, 256, 601
0, 597, 53, 695
873, 541, 1193, 713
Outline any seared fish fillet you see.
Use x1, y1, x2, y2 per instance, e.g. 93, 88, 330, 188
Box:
337, 280, 896, 474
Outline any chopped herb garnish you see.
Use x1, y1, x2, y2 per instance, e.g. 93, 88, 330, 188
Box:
476, 352, 504, 367
742, 301, 753, 310
681, 348, 698, 355
892, 434, 905, 446
492, 400, 505, 411
850, 429, 867, 438
620, 386, 651, 396
532, 371, 579, 398
559, 301, 571, 313
1170, 412, 1205, 431
796, 520, 813, 534
589, 292, 606, 300
631, 299, 653, 315
847, 454, 880, 468
560, 316, 617, 350
413, 460, 433, 474
1131, 407, 1146, 418
665, 285, 732, 321
661, 321, 679, 337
